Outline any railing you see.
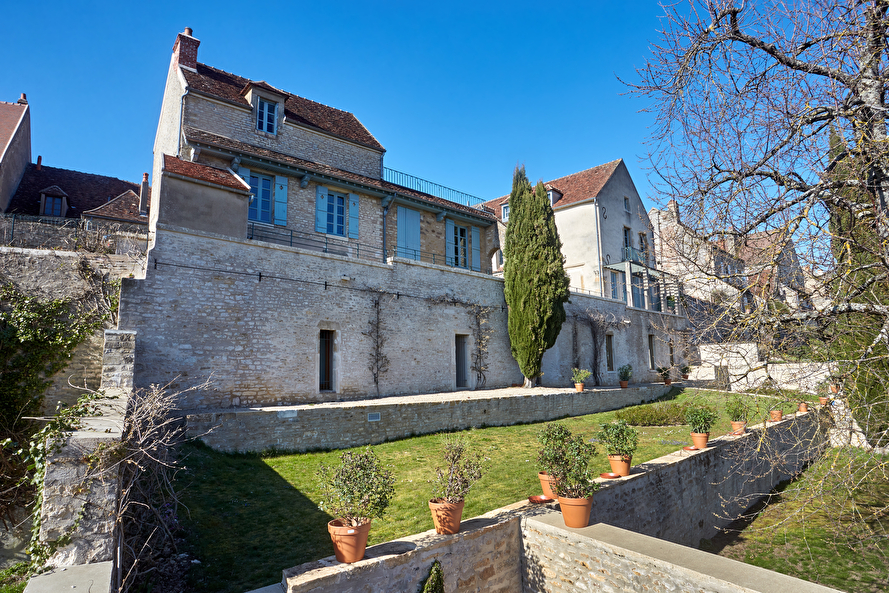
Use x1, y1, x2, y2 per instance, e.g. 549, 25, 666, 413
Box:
246, 223, 493, 274
622, 246, 648, 265
247, 223, 385, 261
383, 167, 486, 208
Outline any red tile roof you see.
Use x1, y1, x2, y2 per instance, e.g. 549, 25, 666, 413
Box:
82, 190, 149, 224
184, 127, 494, 222
0, 101, 27, 160
182, 64, 384, 152
163, 155, 249, 191
7, 164, 141, 218
480, 159, 623, 218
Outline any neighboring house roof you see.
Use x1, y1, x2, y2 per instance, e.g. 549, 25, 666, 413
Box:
481, 158, 623, 217
0, 101, 27, 161
182, 64, 385, 153
82, 189, 149, 224
163, 154, 249, 191
184, 127, 494, 222
7, 163, 140, 218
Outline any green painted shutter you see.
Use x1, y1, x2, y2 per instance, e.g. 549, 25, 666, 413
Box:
471, 227, 481, 271
348, 193, 360, 239
445, 219, 455, 266
315, 185, 328, 233
274, 176, 288, 226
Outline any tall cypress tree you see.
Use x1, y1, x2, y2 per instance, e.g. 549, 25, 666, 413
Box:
503, 166, 570, 387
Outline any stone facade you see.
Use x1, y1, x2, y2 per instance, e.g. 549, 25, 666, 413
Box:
0, 98, 30, 212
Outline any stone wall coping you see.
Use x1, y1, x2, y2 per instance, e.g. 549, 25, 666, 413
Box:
185, 383, 671, 416
525, 519, 842, 593
22, 561, 113, 593
0, 245, 81, 259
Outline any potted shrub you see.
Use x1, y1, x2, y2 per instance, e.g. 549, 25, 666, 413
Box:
685, 405, 718, 449
571, 368, 592, 392
536, 423, 570, 499
596, 420, 638, 477
317, 447, 395, 563
657, 366, 672, 385
798, 401, 809, 413
618, 364, 632, 388
540, 427, 600, 528
725, 395, 749, 435
428, 434, 486, 535
829, 375, 842, 394
769, 408, 783, 422
680, 365, 690, 380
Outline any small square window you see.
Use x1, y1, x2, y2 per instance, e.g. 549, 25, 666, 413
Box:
257, 98, 277, 134
502, 204, 510, 222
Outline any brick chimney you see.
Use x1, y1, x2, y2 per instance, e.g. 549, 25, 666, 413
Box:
139, 173, 150, 215
172, 27, 200, 71
17, 93, 27, 105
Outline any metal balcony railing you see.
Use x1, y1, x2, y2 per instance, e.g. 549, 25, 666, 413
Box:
622, 246, 648, 265
383, 167, 486, 208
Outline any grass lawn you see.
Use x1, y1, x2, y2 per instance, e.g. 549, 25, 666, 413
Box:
705, 448, 889, 593
176, 387, 807, 593
0, 564, 28, 593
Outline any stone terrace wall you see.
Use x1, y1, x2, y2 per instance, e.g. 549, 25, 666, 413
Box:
278, 414, 833, 593
188, 384, 673, 453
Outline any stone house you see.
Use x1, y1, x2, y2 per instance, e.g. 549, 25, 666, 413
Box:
0, 94, 31, 213
481, 160, 690, 382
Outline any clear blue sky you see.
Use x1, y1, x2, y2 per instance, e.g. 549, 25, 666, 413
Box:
1, 1, 666, 208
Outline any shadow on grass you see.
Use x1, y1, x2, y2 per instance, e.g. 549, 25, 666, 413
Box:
179, 442, 333, 593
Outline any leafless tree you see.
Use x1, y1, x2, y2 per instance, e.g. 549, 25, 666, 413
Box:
632, 0, 889, 565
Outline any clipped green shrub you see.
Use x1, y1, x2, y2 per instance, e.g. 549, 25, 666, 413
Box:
614, 401, 689, 426
685, 405, 719, 433
420, 559, 444, 593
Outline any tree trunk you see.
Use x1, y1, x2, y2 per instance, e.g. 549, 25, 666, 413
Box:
523, 376, 537, 388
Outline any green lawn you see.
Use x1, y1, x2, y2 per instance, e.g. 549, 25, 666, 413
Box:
176, 387, 808, 593
705, 448, 889, 592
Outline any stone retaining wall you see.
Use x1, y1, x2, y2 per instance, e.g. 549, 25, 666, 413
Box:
188, 384, 674, 453
277, 412, 833, 593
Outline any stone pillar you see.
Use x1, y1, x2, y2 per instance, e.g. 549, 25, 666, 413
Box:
100, 329, 136, 390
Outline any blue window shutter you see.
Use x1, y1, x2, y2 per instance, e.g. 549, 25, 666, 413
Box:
348, 193, 360, 239
445, 219, 455, 266
315, 185, 328, 233
471, 227, 481, 271
274, 176, 288, 226
396, 206, 407, 258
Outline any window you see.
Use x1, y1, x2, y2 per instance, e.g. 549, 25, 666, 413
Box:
249, 174, 273, 223
648, 335, 656, 369
320, 330, 334, 391
327, 193, 346, 236
43, 196, 63, 217
610, 271, 626, 302
257, 97, 277, 134
605, 334, 614, 371
624, 196, 630, 212
631, 274, 644, 308
502, 204, 510, 222
639, 233, 648, 257
623, 227, 631, 250
452, 224, 468, 268
455, 334, 468, 388
396, 206, 422, 259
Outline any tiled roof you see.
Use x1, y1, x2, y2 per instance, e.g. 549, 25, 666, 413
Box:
6, 164, 140, 218
163, 155, 249, 191
480, 159, 623, 218
184, 127, 494, 222
182, 64, 384, 152
82, 189, 149, 224
0, 101, 27, 160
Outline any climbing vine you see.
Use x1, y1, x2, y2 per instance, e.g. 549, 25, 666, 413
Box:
363, 293, 391, 398
469, 305, 494, 389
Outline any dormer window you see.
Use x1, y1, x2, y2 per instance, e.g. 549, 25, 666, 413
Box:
502, 204, 510, 222
257, 98, 277, 134
43, 196, 63, 216
547, 190, 554, 206
38, 185, 68, 218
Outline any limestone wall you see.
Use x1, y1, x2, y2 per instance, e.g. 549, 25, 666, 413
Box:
187, 384, 674, 453
119, 225, 689, 412
694, 342, 832, 393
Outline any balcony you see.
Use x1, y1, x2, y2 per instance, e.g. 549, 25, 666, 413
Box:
383, 168, 485, 208
622, 246, 649, 266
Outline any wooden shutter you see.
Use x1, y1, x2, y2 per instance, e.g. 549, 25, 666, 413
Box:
471, 227, 481, 271
348, 193, 360, 239
315, 185, 328, 233
445, 219, 455, 266
396, 206, 421, 260
274, 176, 288, 226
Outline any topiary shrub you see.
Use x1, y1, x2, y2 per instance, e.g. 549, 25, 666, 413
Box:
420, 559, 444, 593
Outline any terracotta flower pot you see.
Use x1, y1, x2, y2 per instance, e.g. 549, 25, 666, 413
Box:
664, 379, 672, 385
690, 432, 709, 449
770, 410, 783, 422
830, 384, 840, 394
607, 454, 631, 477
819, 396, 829, 406
575, 383, 584, 392
328, 519, 372, 563
558, 495, 593, 528
538, 471, 558, 499
619, 380, 629, 388
682, 374, 689, 380
798, 402, 808, 413
428, 499, 465, 535
730, 421, 747, 435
